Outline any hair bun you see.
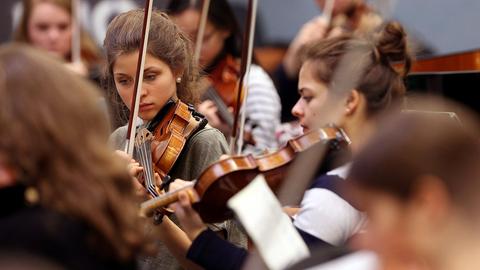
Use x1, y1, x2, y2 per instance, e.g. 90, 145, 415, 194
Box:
375, 21, 412, 75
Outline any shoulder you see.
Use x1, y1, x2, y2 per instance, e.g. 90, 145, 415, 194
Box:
170, 126, 228, 180
109, 125, 128, 150
186, 126, 229, 151
293, 165, 365, 245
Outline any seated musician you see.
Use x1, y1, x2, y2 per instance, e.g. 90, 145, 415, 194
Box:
276, 0, 382, 123
148, 21, 412, 269
167, 0, 281, 154
345, 100, 480, 270
0, 44, 147, 269
103, 10, 246, 270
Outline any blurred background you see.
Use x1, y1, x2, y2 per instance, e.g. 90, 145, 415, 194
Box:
1, 0, 479, 55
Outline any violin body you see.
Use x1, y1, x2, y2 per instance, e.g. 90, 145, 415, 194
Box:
135, 100, 207, 197
193, 126, 350, 222
140, 126, 350, 222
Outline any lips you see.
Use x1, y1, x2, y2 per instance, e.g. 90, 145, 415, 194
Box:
300, 124, 309, 133
139, 103, 154, 112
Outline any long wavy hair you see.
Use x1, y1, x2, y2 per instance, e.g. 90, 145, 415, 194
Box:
0, 44, 148, 260
103, 9, 200, 127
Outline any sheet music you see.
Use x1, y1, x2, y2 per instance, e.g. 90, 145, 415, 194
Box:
227, 175, 310, 270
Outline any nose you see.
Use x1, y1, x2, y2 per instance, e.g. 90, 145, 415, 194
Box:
291, 98, 304, 120
140, 83, 149, 99
47, 28, 60, 42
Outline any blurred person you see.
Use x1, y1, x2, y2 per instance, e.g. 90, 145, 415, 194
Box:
276, 0, 382, 123
346, 101, 480, 270
0, 44, 148, 270
14, 0, 103, 80
167, 0, 281, 154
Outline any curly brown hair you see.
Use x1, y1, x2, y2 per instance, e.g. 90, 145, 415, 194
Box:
0, 44, 149, 260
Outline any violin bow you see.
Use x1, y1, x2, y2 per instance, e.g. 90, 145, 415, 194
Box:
124, 0, 154, 156
193, 0, 211, 64
229, 0, 257, 154
322, 0, 335, 23
71, 0, 81, 64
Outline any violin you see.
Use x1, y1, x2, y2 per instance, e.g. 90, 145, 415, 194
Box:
202, 54, 240, 129
140, 126, 351, 223
134, 99, 207, 197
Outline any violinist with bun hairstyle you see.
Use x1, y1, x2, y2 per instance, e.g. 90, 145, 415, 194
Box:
104, 9, 246, 270
161, 21, 412, 269
167, 0, 281, 154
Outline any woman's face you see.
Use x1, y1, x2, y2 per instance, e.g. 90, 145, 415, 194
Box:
292, 61, 330, 133
113, 51, 178, 121
171, 8, 229, 68
27, 2, 72, 59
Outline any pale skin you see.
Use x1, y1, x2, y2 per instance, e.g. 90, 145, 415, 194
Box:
27, 1, 87, 76
112, 50, 181, 194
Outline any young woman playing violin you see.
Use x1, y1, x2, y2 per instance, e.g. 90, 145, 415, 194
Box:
167, 0, 281, 154
0, 44, 147, 269
154, 21, 413, 269
104, 9, 246, 270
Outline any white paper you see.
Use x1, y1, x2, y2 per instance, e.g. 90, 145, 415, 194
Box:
227, 174, 310, 270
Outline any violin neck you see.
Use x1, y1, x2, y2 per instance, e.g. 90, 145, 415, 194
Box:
135, 128, 159, 198
140, 183, 197, 217
204, 88, 234, 127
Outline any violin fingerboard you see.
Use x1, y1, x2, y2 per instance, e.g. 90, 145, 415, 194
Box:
135, 128, 159, 197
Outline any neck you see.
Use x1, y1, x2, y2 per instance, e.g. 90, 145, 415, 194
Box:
431, 223, 480, 270
342, 116, 374, 155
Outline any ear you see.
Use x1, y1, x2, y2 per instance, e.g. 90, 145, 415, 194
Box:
173, 68, 185, 81
409, 175, 451, 225
219, 29, 231, 40
0, 164, 16, 188
344, 89, 361, 116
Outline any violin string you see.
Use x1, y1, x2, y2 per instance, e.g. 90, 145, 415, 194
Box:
145, 138, 159, 197
136, 130, 157, 197
142, 135, 156, 197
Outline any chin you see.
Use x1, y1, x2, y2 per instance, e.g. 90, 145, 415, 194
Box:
139, 112, 155, 122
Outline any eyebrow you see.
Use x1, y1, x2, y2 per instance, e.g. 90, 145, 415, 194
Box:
144, 66, 161, 73
298, 87, 313, 95
113, 72, 129, 77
